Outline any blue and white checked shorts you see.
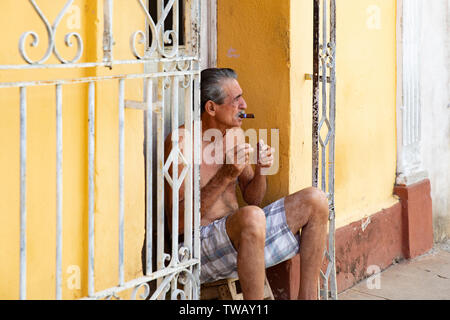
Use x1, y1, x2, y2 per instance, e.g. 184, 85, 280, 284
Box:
199, 197, 300, 284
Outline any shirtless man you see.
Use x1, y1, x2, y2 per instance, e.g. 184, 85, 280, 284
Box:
165, 68, 329, 300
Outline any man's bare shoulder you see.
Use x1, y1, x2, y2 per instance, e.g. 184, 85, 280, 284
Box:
165, 124, 186, 141
164, 124, 189, 155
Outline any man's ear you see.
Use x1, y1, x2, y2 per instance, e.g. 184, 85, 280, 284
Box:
204, 100, 216, 116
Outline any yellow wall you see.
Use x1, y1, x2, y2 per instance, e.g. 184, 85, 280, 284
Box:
332, 0, 398, 228
218, 0, 398, 229
289, 0, 314, 192
217, 0, 291, 204
0, 0, 146, 299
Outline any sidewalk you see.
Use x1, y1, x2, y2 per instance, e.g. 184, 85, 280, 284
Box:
338, 240, 450, 300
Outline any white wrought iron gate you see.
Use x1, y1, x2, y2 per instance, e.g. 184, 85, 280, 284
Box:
0, 0, 201, 300
311, 0, 337, 300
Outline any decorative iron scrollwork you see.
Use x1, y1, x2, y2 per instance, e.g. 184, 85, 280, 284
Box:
19, 0, 83, 64
131, 282, 151, 300
127, 268, 198, 300
178, 246, 191, 263
132, 0, 179, 59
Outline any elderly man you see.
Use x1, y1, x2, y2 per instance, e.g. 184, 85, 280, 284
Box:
165, 68, 329, 300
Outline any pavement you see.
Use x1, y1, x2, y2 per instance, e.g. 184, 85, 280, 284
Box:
338, 240, 450, 300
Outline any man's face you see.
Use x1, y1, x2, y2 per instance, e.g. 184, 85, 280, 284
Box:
215, 79, 247, 128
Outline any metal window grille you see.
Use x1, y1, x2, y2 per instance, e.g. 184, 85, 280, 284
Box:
312, 0, 338, 300
1, 0, 201, 300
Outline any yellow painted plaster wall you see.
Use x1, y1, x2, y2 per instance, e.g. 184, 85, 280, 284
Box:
289, 0, 314, 192
332, 0, 398, 228
217, 0, 291, 205
218, 0, 398, 229
0, 0, 146, 299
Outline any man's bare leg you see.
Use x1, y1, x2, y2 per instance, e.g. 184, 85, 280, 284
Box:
226, 206, 266, 300
284, 187, 329, 300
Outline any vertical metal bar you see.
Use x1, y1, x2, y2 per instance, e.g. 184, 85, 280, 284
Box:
318, 0, 328, 299
157, 0, 164, 33
185, 0, 200, 59
183, 75, 193, 299
329, 0, 336, 201
321, 146, 326, 192
321, 0, 328, 192
206, 0, 217, 67
56, 84, 63, 300
192, 75, 201, 300
328, 0, 338, 300
103, 0, 114, 68
19, 87, 27, 300
157, 77, 165, 272
118, 79, 125, 286
192, 0, 201, 299
184, 76, 193, 256
312, 0, 320, 188
157, 0, 165, 52
145, 78, 153, 275
171, 76, 179, 267
173, 0, 179, 39
88, 81, 95, 296
157, 0, 163, 19
322, 274, 329, 300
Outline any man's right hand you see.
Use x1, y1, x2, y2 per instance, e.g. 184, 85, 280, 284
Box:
221, 143, 254, 179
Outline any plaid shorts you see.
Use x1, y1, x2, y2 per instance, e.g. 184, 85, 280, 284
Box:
199, 197, 300, 284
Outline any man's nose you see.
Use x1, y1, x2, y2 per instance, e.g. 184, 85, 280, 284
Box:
240, 98, 247, 109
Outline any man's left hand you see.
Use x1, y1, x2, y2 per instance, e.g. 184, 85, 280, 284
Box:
257, 139, 275, 169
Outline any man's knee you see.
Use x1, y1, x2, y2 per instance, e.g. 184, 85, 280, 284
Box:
289, 187, 328, 221
302, 187, 329, 221
234, 206, 266, 241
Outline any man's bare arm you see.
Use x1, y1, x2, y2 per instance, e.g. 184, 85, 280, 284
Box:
239, 140, 274, 206
239, 165, 267, 207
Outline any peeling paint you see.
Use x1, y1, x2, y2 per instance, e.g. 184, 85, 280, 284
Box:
361, 216, 371, 232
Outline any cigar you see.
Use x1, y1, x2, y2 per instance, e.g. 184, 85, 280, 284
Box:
239, 113, 255, 119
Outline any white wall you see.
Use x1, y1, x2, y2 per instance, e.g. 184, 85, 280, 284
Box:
419, 0, 450, 241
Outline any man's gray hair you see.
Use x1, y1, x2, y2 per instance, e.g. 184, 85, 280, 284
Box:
200, 68, 237, 113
